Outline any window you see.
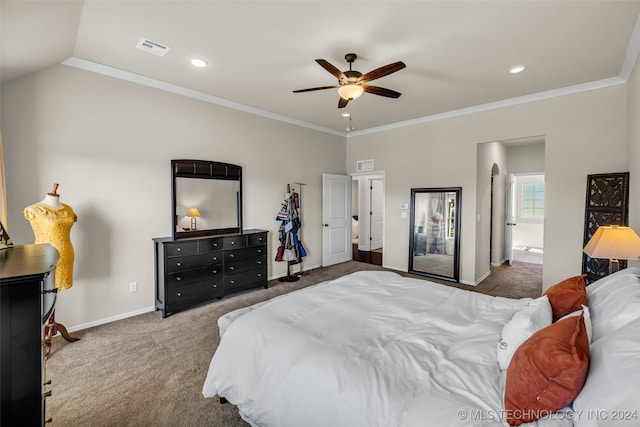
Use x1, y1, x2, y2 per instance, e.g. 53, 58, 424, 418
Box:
522, 182, 544, 217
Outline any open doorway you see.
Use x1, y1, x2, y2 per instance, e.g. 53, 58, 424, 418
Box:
351, 173, 384, 266
509, 173, 544, 265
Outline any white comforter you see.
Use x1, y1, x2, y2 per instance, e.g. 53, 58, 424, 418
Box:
202, 271, 532, 427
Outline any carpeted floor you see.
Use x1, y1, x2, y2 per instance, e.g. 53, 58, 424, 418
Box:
46, 260, 541, 426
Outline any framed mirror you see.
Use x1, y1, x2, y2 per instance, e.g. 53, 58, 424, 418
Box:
171, 160, 242, 240
408, 187, 461, 282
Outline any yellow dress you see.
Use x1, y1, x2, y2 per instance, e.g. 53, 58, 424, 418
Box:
24, 202, 77, 290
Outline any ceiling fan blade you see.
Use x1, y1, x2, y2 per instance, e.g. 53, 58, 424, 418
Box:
358, 61, 406, 83
362, 85, 402, 98
338, 97, 349, 108
293, 85, 339, 93
316, 59, 347, 82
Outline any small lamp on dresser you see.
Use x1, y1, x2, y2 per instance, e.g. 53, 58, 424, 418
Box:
187, 208, 201, 230
583, 225, 640, 275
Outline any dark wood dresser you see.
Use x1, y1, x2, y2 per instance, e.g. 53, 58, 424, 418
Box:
0, 244, 58, 426
153, 229, 268, 317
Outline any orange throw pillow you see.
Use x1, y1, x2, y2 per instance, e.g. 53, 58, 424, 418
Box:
543, 275, 587, 321
504, 313, 590, 426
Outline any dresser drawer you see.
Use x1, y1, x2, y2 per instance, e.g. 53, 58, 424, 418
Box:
167, 268, 221, 288
166, 252, 223, 274
199, 237, 223, 253
224, 269, 267, 291
165, 241, 198, 257
225, 254, 267, 274
224, 246, 266, 263
248, 232, 267, 247
167, 280, 223, 305
223, 235, 247, 250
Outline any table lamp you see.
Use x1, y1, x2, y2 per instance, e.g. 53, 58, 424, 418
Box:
187, 208, 201, 230
583, 225, 640, 274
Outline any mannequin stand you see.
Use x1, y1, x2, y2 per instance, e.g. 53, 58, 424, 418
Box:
44, 310, 79, 359
279, 261, 300, 282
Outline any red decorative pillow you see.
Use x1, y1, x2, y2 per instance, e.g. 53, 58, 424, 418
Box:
504, 313, 590, 426
543, 275, 587, 321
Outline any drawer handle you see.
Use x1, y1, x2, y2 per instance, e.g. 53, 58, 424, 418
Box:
212, 269, 218, 274
176, 276, 181, 281
257, 249, 262, 253
259, 237, 263, 241
229, 266, 234, 270
257, 261, 262, 265
213, 284, 217, 288
229, 254, 235, 258
176, 262, 181, 267
258, 273, 262, 278
177, 247, 181, 252
231, 241, 235, 245
230, 280, 235, 284
177, 292, 182, 297
212, 256, 217, 261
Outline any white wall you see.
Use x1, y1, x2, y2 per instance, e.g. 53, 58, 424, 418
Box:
507, 143, 545, 174
346, 84, 629, 289
2, 64, 345, 329
476, 142, 507, 277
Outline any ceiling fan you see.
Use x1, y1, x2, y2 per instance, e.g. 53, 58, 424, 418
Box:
293, 53, 406, 108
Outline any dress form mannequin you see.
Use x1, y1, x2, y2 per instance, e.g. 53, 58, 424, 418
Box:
40, 193, 62, 210
24, 183, 79, 355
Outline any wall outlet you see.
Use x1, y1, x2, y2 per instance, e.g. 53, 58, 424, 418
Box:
129, 281, 138, 293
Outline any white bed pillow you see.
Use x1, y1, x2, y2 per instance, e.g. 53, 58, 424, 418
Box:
585, 267, 640, 341
558, 305, 592, 342
497, 295, 552, 371
572, 267, 640, 427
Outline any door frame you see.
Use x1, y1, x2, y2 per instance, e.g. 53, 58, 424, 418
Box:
350, 171, 385, 260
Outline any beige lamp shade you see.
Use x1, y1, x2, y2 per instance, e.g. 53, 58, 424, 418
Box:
187, 208, 201, 218
583, 225, 640, 260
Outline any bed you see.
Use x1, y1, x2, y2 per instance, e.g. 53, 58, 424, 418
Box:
202, 268, 640, 427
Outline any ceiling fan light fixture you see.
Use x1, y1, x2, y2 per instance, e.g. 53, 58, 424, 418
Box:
338, 84, 364, 100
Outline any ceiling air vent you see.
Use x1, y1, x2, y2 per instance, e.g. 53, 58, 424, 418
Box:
136, 38, 170, 57
357, 159, 374, 172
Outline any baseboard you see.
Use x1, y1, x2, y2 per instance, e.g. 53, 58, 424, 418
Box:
468, 269, 491, 286
269, 263, 321, 281
66, 264, 323, 333
66, 306, 157, 333
382, 264, 407, 272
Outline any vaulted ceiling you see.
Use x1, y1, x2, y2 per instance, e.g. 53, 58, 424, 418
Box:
2, 1, 640, 135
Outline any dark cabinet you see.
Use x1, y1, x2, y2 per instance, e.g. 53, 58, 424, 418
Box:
153, 229, 268, 317
0, 244, 58, 426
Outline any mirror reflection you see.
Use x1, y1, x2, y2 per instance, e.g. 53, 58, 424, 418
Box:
409, 187, 461, 282
175, 178, 239, 233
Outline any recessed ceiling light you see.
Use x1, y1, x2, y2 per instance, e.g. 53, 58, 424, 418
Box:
190, 58, 208, 68
508, 65, 526, 74
341, 112, 351, 118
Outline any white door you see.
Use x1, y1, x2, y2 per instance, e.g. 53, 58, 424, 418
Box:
369, 179, 384, 250
322, 173, 352, 266
505, 174, 516, 265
